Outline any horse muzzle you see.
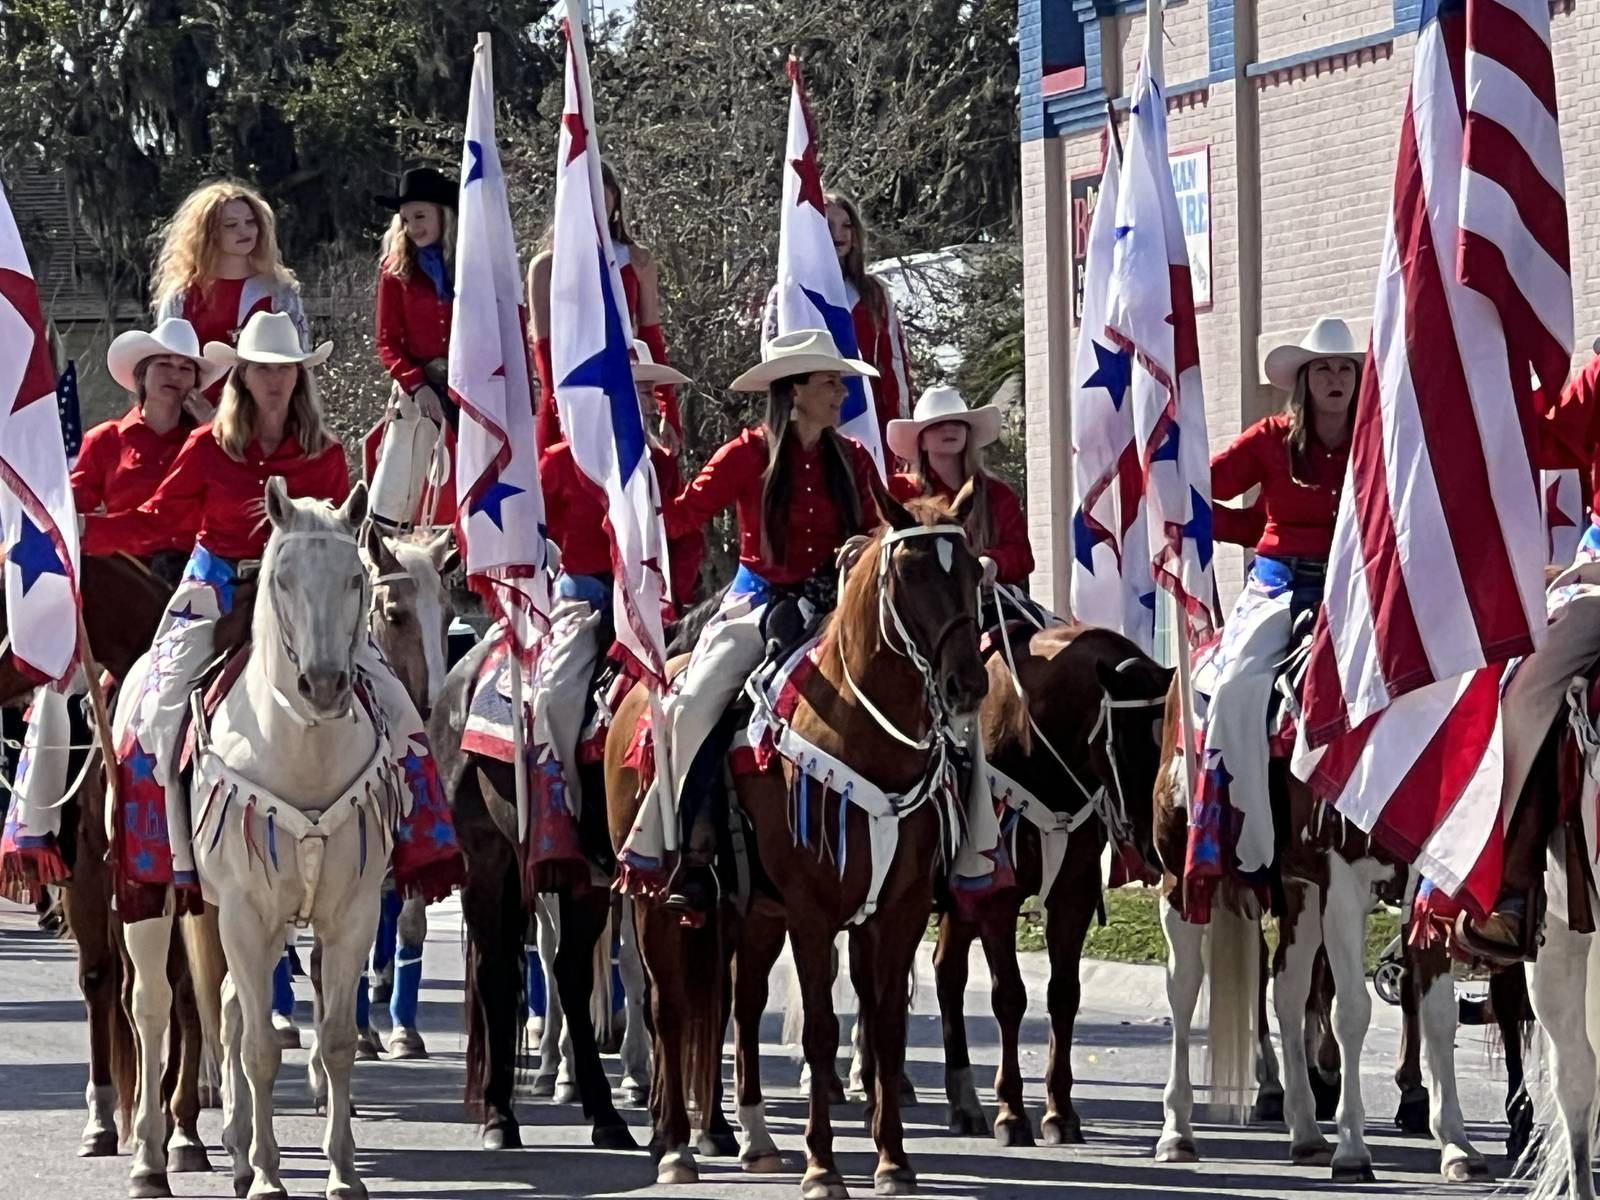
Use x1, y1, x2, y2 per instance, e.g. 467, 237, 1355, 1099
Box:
941, 659, 989, 717
296, 666, 353, 720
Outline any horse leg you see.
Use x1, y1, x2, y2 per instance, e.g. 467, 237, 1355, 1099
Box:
792, 923, 846, 1200
218, 904, 291, 1200
1393, 937, 1429, 1136
1322, 858, 1374, 1182
1308, 949, 1341, 1123
863, 918, 922, 1196
1529, 890, 1597, 1200
461, 855, 522, 1149
1252, 933, 1285, 1124
532, 893, 568, 1099
1491, 965, 1533, 1163
974, 899, 1030, 1147
847, 931, 879, 1124
933, 911, 986, 1138
1039, 863, 1100, 1146
316, 911, 378, 1199
63, 876, 123, 1157
1413, 938, 1489, 1181
618, 894, 651, 1105
553, 888, 636, 1149
1274, 880, 1331, 1166
220, 973, 253, 1198
125, 910, 177, 1199
387, 895, 428, 1059
734, 900, 788, 1173
164, 955, 210, 1173
1155, 900, 1205, 1163
640, 906, 697, 1184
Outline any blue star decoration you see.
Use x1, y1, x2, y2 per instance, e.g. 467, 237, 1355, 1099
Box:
1182, 486, 1213, 571
1083, 341, 1132, 411
10, 513, 66, 595
798, 285, 869, 425
466, 140, 485, 184
470, 478, 524, 532
1072, 506, 1112, 573
558, 248, 647, 479
170, 603, 202, 625
1150, 419, 1180, 464
1138, 591, 1156, 613
126, 743, 158, 785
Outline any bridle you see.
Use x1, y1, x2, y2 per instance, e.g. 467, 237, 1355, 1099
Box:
263, 529, 366, 727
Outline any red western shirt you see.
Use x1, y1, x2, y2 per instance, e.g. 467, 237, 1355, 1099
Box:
664, 427, 879, 587
1538, 356, 1600, 523
374, 268, 452, 395
71, 407, 190, 516
82, 425, 351, 560
1210, 413, 1346, 559
540, 440, 705, 608
888, 471, 1034, 584
850, 289, 912, 464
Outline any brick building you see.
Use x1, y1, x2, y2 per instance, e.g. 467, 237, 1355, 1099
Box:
1018, 0, 1594, 616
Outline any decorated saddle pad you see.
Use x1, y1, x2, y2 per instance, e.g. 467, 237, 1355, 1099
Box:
463, 636, 527, 763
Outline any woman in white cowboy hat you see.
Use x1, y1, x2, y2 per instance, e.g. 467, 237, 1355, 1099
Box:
620, 329, 881, 912
887, 385, 1032, 593
1184, 316, 1362, 913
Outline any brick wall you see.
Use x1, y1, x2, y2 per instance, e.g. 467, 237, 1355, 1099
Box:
1553, 3, 1600, 356
1255, 0, 1392, 62
1117, 1, 1214, 87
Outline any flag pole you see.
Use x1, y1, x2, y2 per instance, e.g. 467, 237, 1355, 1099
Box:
75, 614, 119, 843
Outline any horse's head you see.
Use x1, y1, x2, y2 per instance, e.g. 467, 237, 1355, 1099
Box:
259, 477, 370, 721
1090, 644, 1174, 877
848, 478, 989, 717
362, 524, 458, 719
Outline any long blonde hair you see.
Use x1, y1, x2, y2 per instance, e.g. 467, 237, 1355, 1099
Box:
212, 363, 329, 461
151, 182, 293, 314
911, 438, 995, 552
380, 205, 456, 281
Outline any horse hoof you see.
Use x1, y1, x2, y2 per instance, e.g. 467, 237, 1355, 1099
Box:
1331, 1162, 1375, 1183
555, 1082, 580, 1105
1442, 1157, 1492, 1183
232, 1178, 250, 1199
625, 1085, 649, 1109
482, 1123, 522, 1150
698, 1128, 740, 1158
801, 1168, 850, 1200
874, 1166, 917, 1196
947, 1107, 987, 1138
328, 1187, 369, 1200
742, 1150, 785, 1174
995, 1116, 1036, 1148
386, 1028, 428, 1060
80, 1130, 119, 1157
1252, 1091, 1284, 1125
356, 1031, 382, 1061
129, 1174, 171, 1199
169, 1145, 212, 1173
529, 1076, 556, 1100
593, 1122, 639, 1151
1154, 1137, 1199, 1164
1041, 1115, 1084, 1146
1292, 1143, 1334, 1167
656, 1148, 698, 1185
1394, 1094, 1430, 1137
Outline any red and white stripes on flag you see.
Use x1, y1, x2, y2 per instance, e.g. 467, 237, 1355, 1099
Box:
1300, 0, 1572, 749
0, 176, 80, 684
449, 34, 553, 658
1294, 0, 1572, 914
550, 3, 671, 684
1103, 56, 1216, 645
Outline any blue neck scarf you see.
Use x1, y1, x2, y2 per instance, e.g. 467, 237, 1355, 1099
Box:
416, 244, 452, 301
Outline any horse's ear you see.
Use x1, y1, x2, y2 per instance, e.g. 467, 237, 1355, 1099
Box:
869, 470, 916, 532
339, 481, 369, 530
360, 519, 401, 577
427, 527, 461, 577
264, 476, 293, 530
949, 477, 979, 527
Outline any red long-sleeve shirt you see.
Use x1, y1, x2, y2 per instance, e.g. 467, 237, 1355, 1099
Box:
888, 471, 1033, 584
1210, 413, 1346, 559
71, 408, 190, 516
374, 268, 451, 395
81, 425, 351, 561
664, 427, 879, 586
1537, 356, 1600, 523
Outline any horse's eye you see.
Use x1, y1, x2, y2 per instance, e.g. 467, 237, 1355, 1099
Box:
350, 572, 363, 589
384, 606, 408, 625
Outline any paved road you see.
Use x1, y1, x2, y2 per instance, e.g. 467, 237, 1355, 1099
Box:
0, 896, 1528, 1199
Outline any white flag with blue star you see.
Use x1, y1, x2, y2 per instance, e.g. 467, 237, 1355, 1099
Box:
0, 175, 80, 685
449, 33, 552, 656
769, 57, 886, 480
1104, 55, 1216, 645
550, 4, 670, 684
1069, 130, 1155, 652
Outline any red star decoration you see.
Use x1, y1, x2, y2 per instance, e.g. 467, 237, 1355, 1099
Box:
791, 141, 826, 216
1548, 478, 1576, 531
1165, 264, 1201, 377
0, 268, 57, 413
563, 110, 588, 166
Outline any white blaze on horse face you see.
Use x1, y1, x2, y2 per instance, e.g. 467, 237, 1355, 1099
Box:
936, 538, 954, 574
264, 525, 367, 718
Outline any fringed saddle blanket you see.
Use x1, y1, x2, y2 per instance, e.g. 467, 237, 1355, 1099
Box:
462, 635, 528, 763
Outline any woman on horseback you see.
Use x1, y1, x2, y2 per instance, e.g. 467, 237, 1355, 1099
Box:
366, 167, 459, 529
0, 319, 224, 897
151, 182, 308, 396
530, 341, 704, 884
1189, 317, 1361, 906
528, 162, 683, 451
622, 329, 880, 912
824, 195, 912, 463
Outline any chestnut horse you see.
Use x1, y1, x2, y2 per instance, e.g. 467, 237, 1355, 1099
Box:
936, 623, 1171, 1147
607, 488, 990, 1198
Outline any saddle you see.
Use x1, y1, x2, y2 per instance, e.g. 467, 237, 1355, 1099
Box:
176, 642, 253, 776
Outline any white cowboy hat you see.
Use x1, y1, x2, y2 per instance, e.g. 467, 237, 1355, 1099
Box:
1263, 317, 1364, 391
729, 328, 878, 393
203, 310, 333, 371
106, 318, 227, 394
631, 339, 690, 386
886, 386, 1003, 463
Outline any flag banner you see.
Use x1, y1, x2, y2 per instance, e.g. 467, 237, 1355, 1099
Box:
1544, 468, 1584, 566
1104, 57, 1216, 645
769, 58, 886, 479
0, 177, 80, 684
449, 33, 553, 657
551, 3, 671, 684
1070, 127, 1155, 651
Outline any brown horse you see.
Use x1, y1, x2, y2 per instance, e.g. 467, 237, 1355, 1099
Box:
607, 487, 990, 1197
935, 623, 1171, 1147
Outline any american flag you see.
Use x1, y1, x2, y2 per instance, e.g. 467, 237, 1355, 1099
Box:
1103, 55, 1216, 645
56, 362, 81, 463
1295, 0, 1572, 915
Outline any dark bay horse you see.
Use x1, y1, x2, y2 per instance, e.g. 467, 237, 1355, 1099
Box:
936, 623, 1171, 1147
607, 487, 990, 1197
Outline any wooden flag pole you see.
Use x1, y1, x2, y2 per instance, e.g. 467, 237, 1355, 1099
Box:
75, 612, 120, 844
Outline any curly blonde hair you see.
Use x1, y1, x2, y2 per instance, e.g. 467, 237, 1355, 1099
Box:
151, 182, 294, 315
213, 363, 330, 462
380, 205, 456, 282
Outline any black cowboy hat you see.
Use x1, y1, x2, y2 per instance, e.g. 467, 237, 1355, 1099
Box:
377, 167, 457, 211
